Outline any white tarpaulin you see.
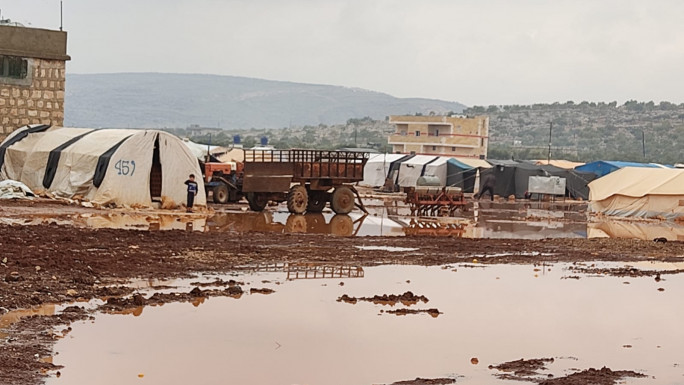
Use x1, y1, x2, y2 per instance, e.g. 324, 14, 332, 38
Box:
397, 155, 442, 187
360, 153, 407, 187
0, 180, 34, 199
588, 167, 684, 219
0, 125, 205, 208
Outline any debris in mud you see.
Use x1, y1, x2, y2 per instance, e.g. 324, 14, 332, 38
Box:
538, 367, 646, 385
390, 377, 456, 385
568, 265, 684, 278
336, 291, 429, 306
250, 288, 275, 295
383, 308, 441, 317
191, 278, 244, 287
489, 357, 554, 380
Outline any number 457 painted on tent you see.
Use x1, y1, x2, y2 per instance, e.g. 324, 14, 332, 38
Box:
114, 159, 136, 176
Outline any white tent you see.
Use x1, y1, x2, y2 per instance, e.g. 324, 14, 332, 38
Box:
396, 155, 442, 187
360, 153, 407, 187
588, 167, 684, 220
0, 125, 205, 207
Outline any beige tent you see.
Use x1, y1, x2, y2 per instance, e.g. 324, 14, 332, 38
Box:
588, 167, 684, 219
0, 125, 205, 207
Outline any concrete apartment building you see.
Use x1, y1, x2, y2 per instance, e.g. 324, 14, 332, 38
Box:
388, 115, 489, 158
0, 22, 70, 137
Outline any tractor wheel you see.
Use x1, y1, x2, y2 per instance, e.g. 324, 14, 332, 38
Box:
213, 184, 229, 204
306, 191, 327, 213
331, 186, 355, 214
287, 185, 308, 214
330, 214, 353, 236
247, 192, 268, 212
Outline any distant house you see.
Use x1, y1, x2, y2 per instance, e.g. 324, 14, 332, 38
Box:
387, 115, 489, 158
0, 22, 70, 137
186, 124, 223, 136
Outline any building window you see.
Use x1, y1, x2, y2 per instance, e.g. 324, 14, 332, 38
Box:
435, 129, 439, 136
451, 147, 456, 151
0, 55, 28, 79
432, 146, 436, 150
415, 131, 420, 137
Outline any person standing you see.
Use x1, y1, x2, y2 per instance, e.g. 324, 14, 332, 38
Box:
475, 172, 496, 201
184, 174, 198, 212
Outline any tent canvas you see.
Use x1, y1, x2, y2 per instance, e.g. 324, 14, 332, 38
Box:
0, 126, 205, 207
396, 155, 442, 187
360, 153, 409, 187
423, 157, 449, 186
535, 159, 584, 169
445, 157, 491, 193
588, 167, 684, 219
480, 162, 595, 199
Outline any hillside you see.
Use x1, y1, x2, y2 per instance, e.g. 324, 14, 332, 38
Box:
464, 101, 684, 164
64, 73, 466, 129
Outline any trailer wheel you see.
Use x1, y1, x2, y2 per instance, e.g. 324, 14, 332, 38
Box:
287, 185, 308, 214
306, 191, 327, 213
247, 192, 268, 212
213, 184, 229, 204
331, 186, 355, 214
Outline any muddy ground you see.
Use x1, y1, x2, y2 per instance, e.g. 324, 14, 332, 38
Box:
2, 200, 684, 384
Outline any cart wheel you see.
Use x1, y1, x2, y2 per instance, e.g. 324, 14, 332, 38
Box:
330, 214, 353, 236
285, 214, 307, 233
247, 192, 268, 212
287, 185, 308, 214
331, 186, 355, 214
307, 190, 327, 213
213, 184, 229, 204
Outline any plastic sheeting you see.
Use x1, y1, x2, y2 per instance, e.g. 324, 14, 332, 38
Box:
0, 180, 34, 199
0, 126, 205, 208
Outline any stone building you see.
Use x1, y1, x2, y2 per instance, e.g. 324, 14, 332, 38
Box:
0, 23, 70, 137
388, 115, 489, 158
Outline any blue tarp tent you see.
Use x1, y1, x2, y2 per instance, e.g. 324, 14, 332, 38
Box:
576, 161, 669, 178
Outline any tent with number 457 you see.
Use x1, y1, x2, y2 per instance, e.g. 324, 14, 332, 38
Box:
0, 125, 205, 207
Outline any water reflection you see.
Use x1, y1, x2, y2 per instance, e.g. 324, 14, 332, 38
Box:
0, 304, 56, 338
589, 220, 684, 241
5, 200, 684, 241
207, 212, 362, 236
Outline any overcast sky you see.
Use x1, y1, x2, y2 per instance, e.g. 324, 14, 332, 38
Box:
3, 0, 684, 106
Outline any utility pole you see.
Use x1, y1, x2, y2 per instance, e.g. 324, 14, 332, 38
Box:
642, 130, 646, 159
547, 122, 552, 164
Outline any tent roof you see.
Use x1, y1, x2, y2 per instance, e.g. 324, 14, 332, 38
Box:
487, 159, 520, 166
535, 159, 585, 169
580, 160, 668, 170
402, 155, 441, 165
454, 157, 491, 169
589, 167, 684, 201
367, 153, 408, 163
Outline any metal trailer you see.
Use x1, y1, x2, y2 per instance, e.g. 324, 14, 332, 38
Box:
240, 149, 370, 214
404, 186, 468, 217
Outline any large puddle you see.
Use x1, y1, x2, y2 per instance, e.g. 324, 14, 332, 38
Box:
45, 263, 683, 384
3, 199, 684, 240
